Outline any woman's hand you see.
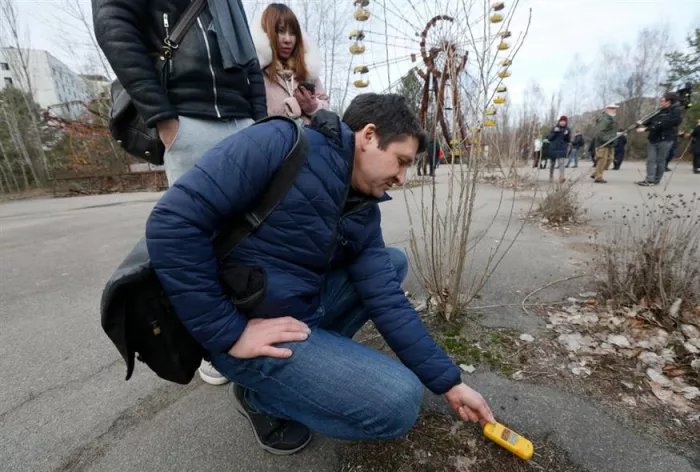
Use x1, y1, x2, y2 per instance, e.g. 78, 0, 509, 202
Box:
294, 87, 318, 115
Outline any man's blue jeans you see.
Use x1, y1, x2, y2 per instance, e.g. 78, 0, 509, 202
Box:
211, 248, 424, 441
565, 148, 579, 167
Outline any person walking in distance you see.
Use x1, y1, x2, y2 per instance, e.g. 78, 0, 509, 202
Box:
532, 136, 542, 168
591, 104, 618, 183
635, 92, 683, 186
566, 130, 584, 168
546, 116, 571, 183
93, 0, 268, 387
251, 3, 329, 124
613, 129, 627, 170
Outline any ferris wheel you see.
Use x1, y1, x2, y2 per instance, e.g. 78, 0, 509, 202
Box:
347, 0, 521, 151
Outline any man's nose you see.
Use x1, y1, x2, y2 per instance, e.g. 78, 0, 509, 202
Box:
396, 168, 407, 186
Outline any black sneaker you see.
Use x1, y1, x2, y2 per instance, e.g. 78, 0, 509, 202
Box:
228, 383, 312, 455
636, 180, 654, 186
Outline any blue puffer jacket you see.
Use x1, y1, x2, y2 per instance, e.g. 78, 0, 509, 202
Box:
145, 117, 461, 395
547, 125, 571, 158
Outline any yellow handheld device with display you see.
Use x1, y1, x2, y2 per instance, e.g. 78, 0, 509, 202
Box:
483, 422, 534, 460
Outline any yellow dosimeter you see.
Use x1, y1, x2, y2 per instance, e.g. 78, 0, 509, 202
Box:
483, 422, 534, 460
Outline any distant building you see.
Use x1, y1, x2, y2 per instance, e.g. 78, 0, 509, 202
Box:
80, 74, 111, 99
0, 47, 90, 119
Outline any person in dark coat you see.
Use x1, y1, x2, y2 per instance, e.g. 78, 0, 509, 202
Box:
636, 92, 683, 186
566, 131, 584, 168
613, 129, 627, 170
145, 94, 495, 454
588, 136, 597, 165
546, 116, 571, 183
92, 0, 268, 187
418, 137, 439, 176
688, 119, 700, 174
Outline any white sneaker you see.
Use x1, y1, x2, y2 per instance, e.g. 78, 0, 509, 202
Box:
198, 360, 230, 385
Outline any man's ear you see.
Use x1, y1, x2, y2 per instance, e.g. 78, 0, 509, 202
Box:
360, 124, 376, 150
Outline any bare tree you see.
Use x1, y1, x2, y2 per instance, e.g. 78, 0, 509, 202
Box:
405, 0, 534, 319
594, 44, 619, 109
0, 96, 36, 188
563, 53, 588, 118
612, 26, 671, 123
53, 0, 113, 82
0, 0, 49, 182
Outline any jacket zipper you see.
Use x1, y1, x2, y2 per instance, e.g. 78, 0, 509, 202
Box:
196, 17, 221, 118
163, 13, 172, 73
324, 188, 376, 264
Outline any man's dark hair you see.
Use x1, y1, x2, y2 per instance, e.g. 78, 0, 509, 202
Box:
663, 92, 680, 104
343, 93, 427, 153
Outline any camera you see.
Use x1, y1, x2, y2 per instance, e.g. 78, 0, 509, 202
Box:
676, 81, 694, 109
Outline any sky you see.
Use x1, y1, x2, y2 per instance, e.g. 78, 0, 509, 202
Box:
10, 0, 700, 115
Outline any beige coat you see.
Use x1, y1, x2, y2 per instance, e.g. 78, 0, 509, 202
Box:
251, 16, 329, 124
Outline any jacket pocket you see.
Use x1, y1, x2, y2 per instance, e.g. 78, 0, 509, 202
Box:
219, 265, 266, 314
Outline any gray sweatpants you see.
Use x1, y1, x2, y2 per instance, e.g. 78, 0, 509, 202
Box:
163, 116, 255, 186
645, 140, 673, 184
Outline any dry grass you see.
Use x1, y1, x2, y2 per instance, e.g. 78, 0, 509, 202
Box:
596, 192, 700, 309
533, 179, 586, 226
338, 410, 584, 472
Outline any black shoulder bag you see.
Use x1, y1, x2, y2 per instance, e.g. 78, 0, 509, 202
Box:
100, 116, 308, 384
108, 0, 207, 165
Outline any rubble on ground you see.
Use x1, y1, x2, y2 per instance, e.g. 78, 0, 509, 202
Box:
537, 294, 700, 419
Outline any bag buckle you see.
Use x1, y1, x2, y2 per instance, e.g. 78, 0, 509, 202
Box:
162, 39, 179, 59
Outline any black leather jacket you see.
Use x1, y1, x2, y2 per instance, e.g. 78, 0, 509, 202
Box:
93, 0, 267, 128
644, 103, 682, 143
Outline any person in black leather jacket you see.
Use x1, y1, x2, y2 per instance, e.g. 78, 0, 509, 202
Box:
684, 119, 700, 174
93, 0, 267, 386
93, 0, 267, 185
635, 93, 682, 186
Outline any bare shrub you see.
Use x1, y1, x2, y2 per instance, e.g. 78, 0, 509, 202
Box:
596, 193, 700, 309
534, 179, 585, 225
404, 1, 533, 321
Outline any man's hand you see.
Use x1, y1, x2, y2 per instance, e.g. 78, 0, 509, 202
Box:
554, 126, 560, 132
157, 118, 179, 149
228, 317, 311, 359
445, 383, 496, 425
294, 87, 318, 115
636, 127, 647, 133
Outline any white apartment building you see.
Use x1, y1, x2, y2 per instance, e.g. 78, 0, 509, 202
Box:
0, 47, 91, 119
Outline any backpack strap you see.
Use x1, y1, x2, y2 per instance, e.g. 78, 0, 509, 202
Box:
162, 0, 208, 58
213, 116, 308, 260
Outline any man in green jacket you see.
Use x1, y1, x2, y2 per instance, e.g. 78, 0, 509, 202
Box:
591, 104, 619, 183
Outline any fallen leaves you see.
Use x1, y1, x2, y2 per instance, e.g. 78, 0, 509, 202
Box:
541, 297, 699, 414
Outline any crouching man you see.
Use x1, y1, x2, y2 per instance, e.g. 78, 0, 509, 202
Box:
145, 93, 494, 455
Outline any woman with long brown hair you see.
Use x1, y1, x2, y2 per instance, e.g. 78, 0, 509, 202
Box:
252, 3, 329, 123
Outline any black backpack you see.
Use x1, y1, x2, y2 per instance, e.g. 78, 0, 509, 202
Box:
100, 116, 308, 384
